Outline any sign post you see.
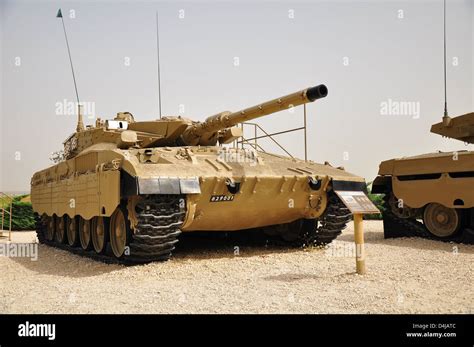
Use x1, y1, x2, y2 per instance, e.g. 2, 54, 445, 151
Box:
334, 190, 379, 275
353, 213, 366, 274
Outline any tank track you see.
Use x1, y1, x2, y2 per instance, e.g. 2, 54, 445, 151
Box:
270, 193, 352, 247
129, 195, 185, 262
310, 193, 352, 245
35, 195, 185, 264
382, 194, 474, 244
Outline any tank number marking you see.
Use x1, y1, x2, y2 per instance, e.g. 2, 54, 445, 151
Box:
210, 195, 235, 202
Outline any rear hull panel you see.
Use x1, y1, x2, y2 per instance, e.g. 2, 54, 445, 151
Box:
31, 170, 120, 220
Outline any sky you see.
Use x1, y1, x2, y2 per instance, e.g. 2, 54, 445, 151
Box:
0, 0, 473, 192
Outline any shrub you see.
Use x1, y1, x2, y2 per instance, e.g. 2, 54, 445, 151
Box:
365, 182, 384, 220
2, 196, 36, 231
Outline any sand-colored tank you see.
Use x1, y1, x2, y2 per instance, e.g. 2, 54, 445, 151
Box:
373, 112, 474, 243
32, 85, 367, 262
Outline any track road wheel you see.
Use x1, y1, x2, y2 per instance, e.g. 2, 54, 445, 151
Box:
91, 216, 108, 254
423, 203, 462, 238
109, 207, 131, 259
66, 216, 79, 247
54, 215, 67, 244
45, 215, 55, 241
79, 218, 92, 250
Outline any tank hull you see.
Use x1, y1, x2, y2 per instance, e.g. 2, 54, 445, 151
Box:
32, 146, 363, 230
373, 150, 474, 243
32, 146, 365, 262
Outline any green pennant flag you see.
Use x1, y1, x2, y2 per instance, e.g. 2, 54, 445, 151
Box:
56, 9, 62, 18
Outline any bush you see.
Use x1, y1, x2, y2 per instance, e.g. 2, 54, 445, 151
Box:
365, 182, 385, 220
2, 196, 36, 231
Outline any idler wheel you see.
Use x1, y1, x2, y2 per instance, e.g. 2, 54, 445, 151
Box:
423, 203, 461, 238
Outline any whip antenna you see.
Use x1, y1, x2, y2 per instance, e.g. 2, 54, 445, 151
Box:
442, 0, 449, 121
156, 11, 162, 119
56, 8, 83, 131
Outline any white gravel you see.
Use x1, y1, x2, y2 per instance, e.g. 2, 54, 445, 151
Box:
0, 221, 473, 314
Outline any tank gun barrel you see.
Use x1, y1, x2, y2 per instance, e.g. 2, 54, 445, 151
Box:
181, 84, 328, 145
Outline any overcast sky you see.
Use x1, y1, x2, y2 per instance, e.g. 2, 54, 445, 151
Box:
0, 0, 473, 192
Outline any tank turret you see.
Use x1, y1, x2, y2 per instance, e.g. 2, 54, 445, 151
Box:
430, 112, 474, 144
61, 85, 328, 157
180, 84, 328, 146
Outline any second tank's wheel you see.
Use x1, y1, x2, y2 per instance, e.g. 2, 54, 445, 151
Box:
423, 203, 462, 238
109, 207, 130, 258
66, 216, 79, 247
79, 218, 92, 250
91, 216, 108, 254
54, 215, 67, 244
45, 215, 55, 241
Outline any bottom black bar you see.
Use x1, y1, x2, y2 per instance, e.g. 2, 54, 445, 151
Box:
0, 314, 472, 346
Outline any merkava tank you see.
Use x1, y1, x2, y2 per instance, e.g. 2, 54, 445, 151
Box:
32, 84, 368, 263
373, 112, 474, 243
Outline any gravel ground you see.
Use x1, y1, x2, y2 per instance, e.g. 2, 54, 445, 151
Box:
0, 221, 473, 314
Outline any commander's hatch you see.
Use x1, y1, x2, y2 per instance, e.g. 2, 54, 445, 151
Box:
431, 112, 474, 144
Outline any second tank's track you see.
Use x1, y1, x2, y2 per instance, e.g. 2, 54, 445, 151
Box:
382, 194, 474, 244
35, 195, 185, 264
